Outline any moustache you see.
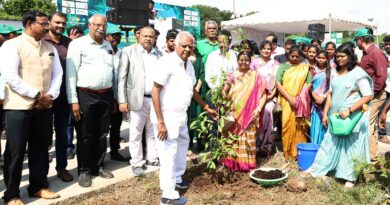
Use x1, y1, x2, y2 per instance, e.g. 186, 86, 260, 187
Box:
97, 30, 105, 34
43, 29, 49, 33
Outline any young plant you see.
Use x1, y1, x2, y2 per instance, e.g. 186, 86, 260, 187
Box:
190, 70, 239, 170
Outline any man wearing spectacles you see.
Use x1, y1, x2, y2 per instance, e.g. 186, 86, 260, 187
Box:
66, 14, 115, 187
1, 11, 63, 204
118, 27, 162, 176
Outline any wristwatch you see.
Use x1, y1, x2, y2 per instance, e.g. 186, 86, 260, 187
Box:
34, 91, 41, 100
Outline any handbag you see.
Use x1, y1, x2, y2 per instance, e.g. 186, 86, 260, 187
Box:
329, 104, 368, 136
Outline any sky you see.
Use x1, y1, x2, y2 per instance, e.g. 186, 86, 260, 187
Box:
156, 0, 390, 34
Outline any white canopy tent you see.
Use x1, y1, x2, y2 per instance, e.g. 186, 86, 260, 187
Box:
222, 1, 378, 45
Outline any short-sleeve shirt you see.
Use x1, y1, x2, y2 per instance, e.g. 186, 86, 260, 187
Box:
151, 52, 196, 126
275, 63, 312, 84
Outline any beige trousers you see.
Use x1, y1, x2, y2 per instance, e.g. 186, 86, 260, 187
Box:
369, 90, 386, 161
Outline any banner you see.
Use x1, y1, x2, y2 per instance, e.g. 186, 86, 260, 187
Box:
56, 1, 201, 46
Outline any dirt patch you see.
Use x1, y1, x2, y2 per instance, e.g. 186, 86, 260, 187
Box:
62, 151, 389, 205
252, 169, 284, 179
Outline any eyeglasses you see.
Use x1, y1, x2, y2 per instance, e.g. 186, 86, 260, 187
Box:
34, 21, 49, 27
180, 44, 195, 50
91, 22, 107, 28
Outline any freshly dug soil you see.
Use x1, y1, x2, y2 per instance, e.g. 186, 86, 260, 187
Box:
252, 169, 284, 179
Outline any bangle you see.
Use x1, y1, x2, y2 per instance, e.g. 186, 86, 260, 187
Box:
158, 121, 165, 124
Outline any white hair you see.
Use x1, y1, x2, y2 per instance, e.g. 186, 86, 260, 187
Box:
88, 14, 106, 23
175, 31, 195, 47
204, 20, 218, 30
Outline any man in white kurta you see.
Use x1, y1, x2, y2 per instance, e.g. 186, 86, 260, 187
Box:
151, 32, 216, 205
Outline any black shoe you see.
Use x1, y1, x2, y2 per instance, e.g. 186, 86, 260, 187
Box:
146, 160, 160, 166
78, 172, 92, 187
67, 149, 75, 160
110, 151, 129, 162
161, 197, 188, 205
176, 181, 190, 189
98, 168, 114, 179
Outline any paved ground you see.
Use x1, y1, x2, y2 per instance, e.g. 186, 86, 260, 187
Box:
0, 121, 161, 205
1, 115, 390, 205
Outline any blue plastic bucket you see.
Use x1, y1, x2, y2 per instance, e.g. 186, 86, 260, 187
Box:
297, 143, 320, 171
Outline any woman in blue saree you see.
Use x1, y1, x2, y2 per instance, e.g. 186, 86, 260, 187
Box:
302, 43, 373, 188
310, 50, 331, 144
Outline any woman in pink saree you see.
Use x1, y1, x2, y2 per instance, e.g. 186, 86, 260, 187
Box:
221, 51, 268, 172
250, 41, 280, 157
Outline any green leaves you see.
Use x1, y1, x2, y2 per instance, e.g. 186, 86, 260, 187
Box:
1, 0, 56, 18
189, 72, 239, 170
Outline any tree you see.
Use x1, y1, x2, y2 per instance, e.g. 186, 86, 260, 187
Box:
192, 5, 233, 39
0, 0, 56, 20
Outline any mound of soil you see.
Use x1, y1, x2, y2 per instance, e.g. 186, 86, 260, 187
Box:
252, 169, 284, 179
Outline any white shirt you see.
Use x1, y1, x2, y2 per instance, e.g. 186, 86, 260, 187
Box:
66, 35, 114, 103
205, 49, 238, 89
151, 52, 196, 126
1, 35, 63, 99
137, 44, 160, 95
384, 52, 390, 93
113, 48, 122, 99
271, 46, 285, 59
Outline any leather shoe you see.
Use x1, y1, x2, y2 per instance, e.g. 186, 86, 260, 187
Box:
78, 172, 92, 187
110, 151, 129, 162
57, 169, 74, 182
5, 198, 25, 205
30, 189, 60, 199
98, 168, 114, 179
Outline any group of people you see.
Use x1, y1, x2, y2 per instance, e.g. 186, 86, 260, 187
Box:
203, 24, 389, 190
0, 9, 389, 205
0, 9, 217, 205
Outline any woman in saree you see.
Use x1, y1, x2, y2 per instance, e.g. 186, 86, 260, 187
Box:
306, 45, 319, 76
302, 43, 373, 188
276, 46, 312, 160
221, 51, 268, 172
310, 50, 331, 144
250, 40, 280, 157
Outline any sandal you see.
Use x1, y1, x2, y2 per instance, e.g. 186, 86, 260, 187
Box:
379, 136, 390, 144
299, 171, 311, 179
344, 181, 355, 189
187, 151, 198, 161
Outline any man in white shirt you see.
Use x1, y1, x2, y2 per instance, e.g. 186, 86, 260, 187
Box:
2, 11, 63, 204
67, 14, 115, 187
205, 30, 237, 89
266, 33, 285, 59
118, 27, 163, 176
151, 31, 216, 205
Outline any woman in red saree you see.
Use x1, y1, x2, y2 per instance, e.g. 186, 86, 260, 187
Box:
221, 51, 268, 172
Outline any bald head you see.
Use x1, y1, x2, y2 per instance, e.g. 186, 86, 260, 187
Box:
139, 27, 155, 52
175, 32, 195, 61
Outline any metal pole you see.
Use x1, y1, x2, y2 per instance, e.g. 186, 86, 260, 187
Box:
233, 0, 236, 14
329, 13, 332, 37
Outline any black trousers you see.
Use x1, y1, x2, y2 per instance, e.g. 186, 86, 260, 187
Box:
52, 98, 70, 172
110, 106, 123, 152
75, 89, 113, 174
3, 109, 51, 201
